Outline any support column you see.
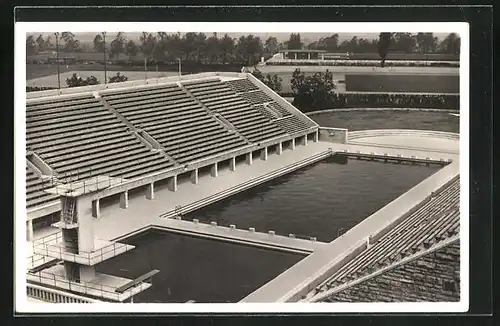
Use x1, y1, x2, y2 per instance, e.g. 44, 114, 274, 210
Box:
27, 219, 34, 242
211, 162, 218, 178
168, 175, 178, 192
230, 157, 236, 171
91, 199, 100, 218
276, 142, 283, 155
246, 152, 253, 165
314, 130, 319, 142
146, 182, 155, 200
308, 53, 311, 60
303, 134, 308, 146
260, 147, 268, 161
294, 53, 297, 60
190, 169, 199, 184
119, 191, 129, 209
79, 265, 96, 282
291, 138, 296, 150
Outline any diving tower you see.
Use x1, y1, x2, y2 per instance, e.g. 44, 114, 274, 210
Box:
27, 176, 158, 303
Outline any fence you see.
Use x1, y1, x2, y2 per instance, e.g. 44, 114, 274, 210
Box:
27, 269, 148, 302
27, 283, 102, 303
32, 231, 133, 265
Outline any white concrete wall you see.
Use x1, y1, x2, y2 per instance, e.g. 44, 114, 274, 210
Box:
318, 127, 349, 144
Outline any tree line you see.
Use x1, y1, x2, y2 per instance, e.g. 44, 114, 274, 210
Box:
295, 32, 460, 55
26, 32, 461, 65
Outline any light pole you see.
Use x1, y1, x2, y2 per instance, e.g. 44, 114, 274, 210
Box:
54, 32, 61, 90
102, 32, 107, 84
144, 57, 148, 80
177, 58, 181, 79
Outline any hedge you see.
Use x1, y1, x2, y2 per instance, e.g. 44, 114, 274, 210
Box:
290, 93, 459, 112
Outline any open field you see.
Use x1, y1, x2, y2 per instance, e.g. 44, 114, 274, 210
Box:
27, 70, 178, 88
345, 74, 459, 94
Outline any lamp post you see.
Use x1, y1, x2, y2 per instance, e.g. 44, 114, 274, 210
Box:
177, 58, 181, 79
102, 32, 107, 84
54, 32, 61, 90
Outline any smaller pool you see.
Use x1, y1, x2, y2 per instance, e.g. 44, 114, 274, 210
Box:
96, 230, 305, 303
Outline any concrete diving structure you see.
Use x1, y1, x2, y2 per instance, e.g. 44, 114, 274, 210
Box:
27, 176, 158, 303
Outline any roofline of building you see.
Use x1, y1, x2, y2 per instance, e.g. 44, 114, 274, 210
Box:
26, 71, 249, 102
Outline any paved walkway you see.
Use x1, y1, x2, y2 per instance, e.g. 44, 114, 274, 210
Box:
349, 136, 459, 154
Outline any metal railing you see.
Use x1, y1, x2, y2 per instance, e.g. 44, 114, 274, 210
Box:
32, 232, 132, 265
27, 283, 102, 303
27, 270, 150, 302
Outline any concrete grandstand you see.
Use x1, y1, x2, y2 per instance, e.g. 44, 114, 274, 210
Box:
24, 71, 460, 304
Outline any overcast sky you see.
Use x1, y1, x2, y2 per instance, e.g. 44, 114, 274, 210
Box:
31, 32, 451, 45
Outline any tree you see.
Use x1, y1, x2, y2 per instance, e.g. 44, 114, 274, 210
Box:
205, 32, 221, 63
140, 32, 158, 63
264, 36, 280, 54
439, 33, 461, 54
66, 73, 100, 87
61, 32, 80, 52
392, 33, 417, 53
287, 33, 303, 50
108, 72, 128, 83
416, 32, 438, 53
125, 40, 138, 63
109, 32, 126, 60
36, 35, 46, 52
252, 68, 282, 93
290, 68, 336, 110
378, 32, 392, 67
236, 35, 264, 65
93, 33, 105, 53
26, 35, 37, 56
220, 34, 235, 63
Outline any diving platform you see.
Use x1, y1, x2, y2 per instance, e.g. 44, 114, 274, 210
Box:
27, 264, 152, 302
32, 232, 135, 266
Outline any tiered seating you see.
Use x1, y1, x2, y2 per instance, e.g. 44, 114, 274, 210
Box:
102, 83, 247, 164
316, 177, 460, 294
182, 79, 286, 143
26, 94, 175, 182
267, 102, 292, 117
238, 90, 273, 106
224, 78, 259, 93
274, 116, 311, 134
254, 104, 279, 120
26, 164, 59, 209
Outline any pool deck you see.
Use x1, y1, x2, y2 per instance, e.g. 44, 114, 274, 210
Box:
28, 135, 460, 303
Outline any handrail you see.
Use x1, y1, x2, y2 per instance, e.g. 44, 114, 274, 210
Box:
27, 269, 150, 301
27, 283, 103, 303
33, 232, 132, 264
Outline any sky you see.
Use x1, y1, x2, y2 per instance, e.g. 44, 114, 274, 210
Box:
31, 32, 451, 46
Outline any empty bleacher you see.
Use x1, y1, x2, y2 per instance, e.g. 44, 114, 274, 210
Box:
26, 94, 175, 182
182, 79, 287, 143
238, 90, 273, 106
267, 102, 292, 118
101, 83, 248, 164
314, 177, 460, 294
275, 116, 311, 134
26, 165, 59, 209
224, 78, 260, 93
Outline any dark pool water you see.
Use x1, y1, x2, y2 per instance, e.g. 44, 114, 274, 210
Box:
185, 158, 440, 242
96, 230, 305, 303
309, 110, 459, 133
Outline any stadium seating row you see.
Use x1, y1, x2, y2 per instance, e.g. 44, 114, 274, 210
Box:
101, 83, 248, 164
26, 165, 59, 209
315, 177, 460, 294
26, 94, 176, 183
182, 79, 287, 143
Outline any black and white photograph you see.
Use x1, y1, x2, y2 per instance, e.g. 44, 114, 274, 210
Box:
15, 20, 469, 313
